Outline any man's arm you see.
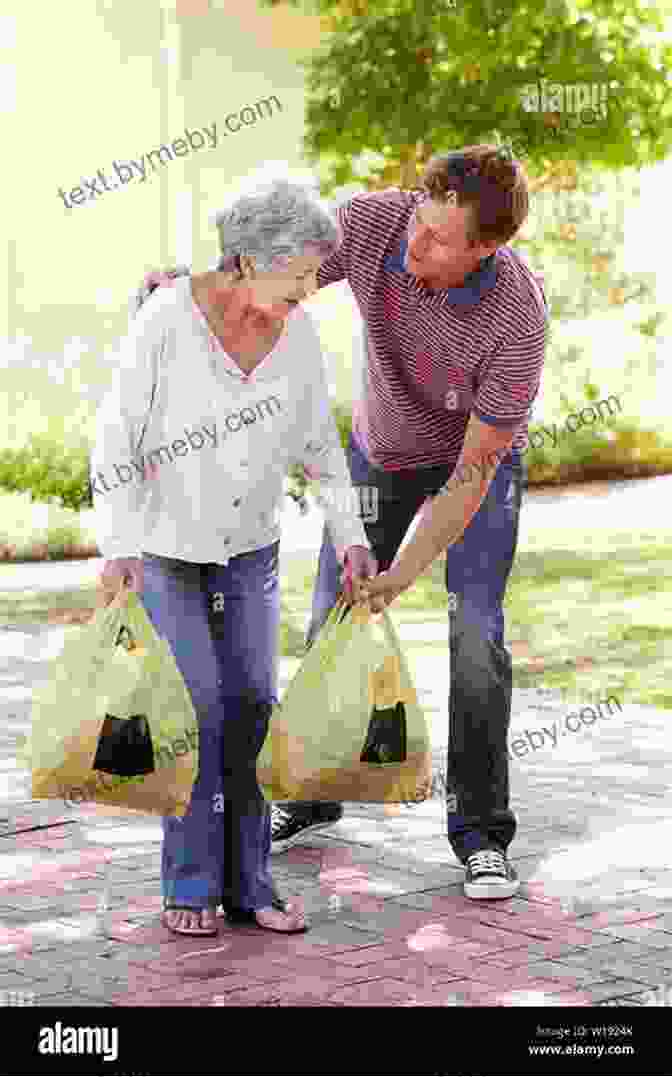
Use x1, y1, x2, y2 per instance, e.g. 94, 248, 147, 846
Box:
361, 321, 545, 610
382, 414, 516, 593
315, 197, 358, 290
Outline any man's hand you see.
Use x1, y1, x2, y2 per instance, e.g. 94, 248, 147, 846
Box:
133, 266, 190, 314
143, 269, 180, 292
358, 563, 413, 613
97, 557, 144, 608
341, 546, 378, 604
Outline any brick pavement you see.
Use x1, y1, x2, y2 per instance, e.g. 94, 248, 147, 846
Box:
1, 624, 672, 1009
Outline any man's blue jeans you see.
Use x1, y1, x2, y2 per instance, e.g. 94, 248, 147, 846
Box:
139, 543, 280, 911
282, 434, 524, 863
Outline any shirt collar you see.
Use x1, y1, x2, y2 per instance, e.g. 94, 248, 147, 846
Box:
384, 237, 499, 307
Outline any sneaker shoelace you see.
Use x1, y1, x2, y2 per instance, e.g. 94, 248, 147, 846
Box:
270, 806, 292, 836
467, 849, 507, 877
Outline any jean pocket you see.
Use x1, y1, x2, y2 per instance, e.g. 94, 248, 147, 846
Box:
347, 433, 380, 485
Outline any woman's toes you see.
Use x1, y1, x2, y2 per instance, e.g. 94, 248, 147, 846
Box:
200, 908, 217, 931
164, 909, 209, 932
283, 901, 306, 924
256, 908, 289, 930
254, 904, 306, 931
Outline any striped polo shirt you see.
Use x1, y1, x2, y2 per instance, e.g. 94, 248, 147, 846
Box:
316, 187, 548, 471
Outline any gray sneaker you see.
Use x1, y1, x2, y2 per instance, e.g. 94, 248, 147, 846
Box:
464, 849, 519, 899
270, 805, 342, 854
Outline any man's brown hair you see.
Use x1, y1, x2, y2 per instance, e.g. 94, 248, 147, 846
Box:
420, 144, 529, 247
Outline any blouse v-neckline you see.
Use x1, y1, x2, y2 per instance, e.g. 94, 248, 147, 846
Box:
185, 276, 288, 380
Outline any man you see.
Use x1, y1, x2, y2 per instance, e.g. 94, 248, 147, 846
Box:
271, 145, 548, 900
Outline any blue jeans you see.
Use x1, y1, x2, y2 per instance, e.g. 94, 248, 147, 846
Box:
285, 434, 524, 863
139, 543, 280, 911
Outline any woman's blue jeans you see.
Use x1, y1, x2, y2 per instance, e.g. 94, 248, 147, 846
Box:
139, 543, 280, 911
287, 433, 524, 863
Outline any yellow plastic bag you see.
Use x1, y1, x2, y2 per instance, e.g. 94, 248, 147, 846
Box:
22, 586, 198, 816
257, 598, 433, 803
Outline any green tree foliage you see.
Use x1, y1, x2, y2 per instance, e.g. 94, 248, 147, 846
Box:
260, 0, 672, 193
514, 166, 657, 320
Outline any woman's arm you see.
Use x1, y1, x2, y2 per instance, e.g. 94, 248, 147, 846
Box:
292, 314, 376, 580
91, 299, 167, 560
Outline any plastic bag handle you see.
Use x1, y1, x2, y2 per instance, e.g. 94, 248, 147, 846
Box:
375, 607, 396, 645
371, 654, 402, 708
122, 589, 163, 653
97, 584, 160, 657
335, 595, 372, 627
376, 609, 420, 706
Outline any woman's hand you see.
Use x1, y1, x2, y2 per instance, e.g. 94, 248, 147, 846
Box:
341, 546, 378, 604
97, 558, 144, 608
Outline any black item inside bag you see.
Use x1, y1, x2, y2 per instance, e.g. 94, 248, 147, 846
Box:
337, 602, 408, 764
93, 714, 156, 776
360, 702, 407, 764
92, 624, 155, 776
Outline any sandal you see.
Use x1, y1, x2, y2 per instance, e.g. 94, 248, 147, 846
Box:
221, 893, 309, 934
161, 905, 219, 937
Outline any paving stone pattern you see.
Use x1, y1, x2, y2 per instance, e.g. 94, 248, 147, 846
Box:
0, 621, 672, 1008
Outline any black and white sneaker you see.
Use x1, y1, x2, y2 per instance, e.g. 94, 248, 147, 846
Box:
270, 806, 342, 854
464, 849, 519, 899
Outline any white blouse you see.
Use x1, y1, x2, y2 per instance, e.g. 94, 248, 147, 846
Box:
91, 276, 370, 565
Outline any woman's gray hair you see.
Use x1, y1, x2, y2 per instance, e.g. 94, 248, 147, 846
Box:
131, 163, 337, 315
211, 162, 339, 273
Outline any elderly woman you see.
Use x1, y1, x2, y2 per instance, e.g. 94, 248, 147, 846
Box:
93, 170, 378, 936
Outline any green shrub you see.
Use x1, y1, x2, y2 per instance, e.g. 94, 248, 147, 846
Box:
524, 330, 672, 484
0, 436, 91, 512
332, 402, 353, 451
0, 491, 96, 562
525, 417, 672, 486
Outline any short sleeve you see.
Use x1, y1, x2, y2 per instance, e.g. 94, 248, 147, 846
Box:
473, 325, 546, 428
